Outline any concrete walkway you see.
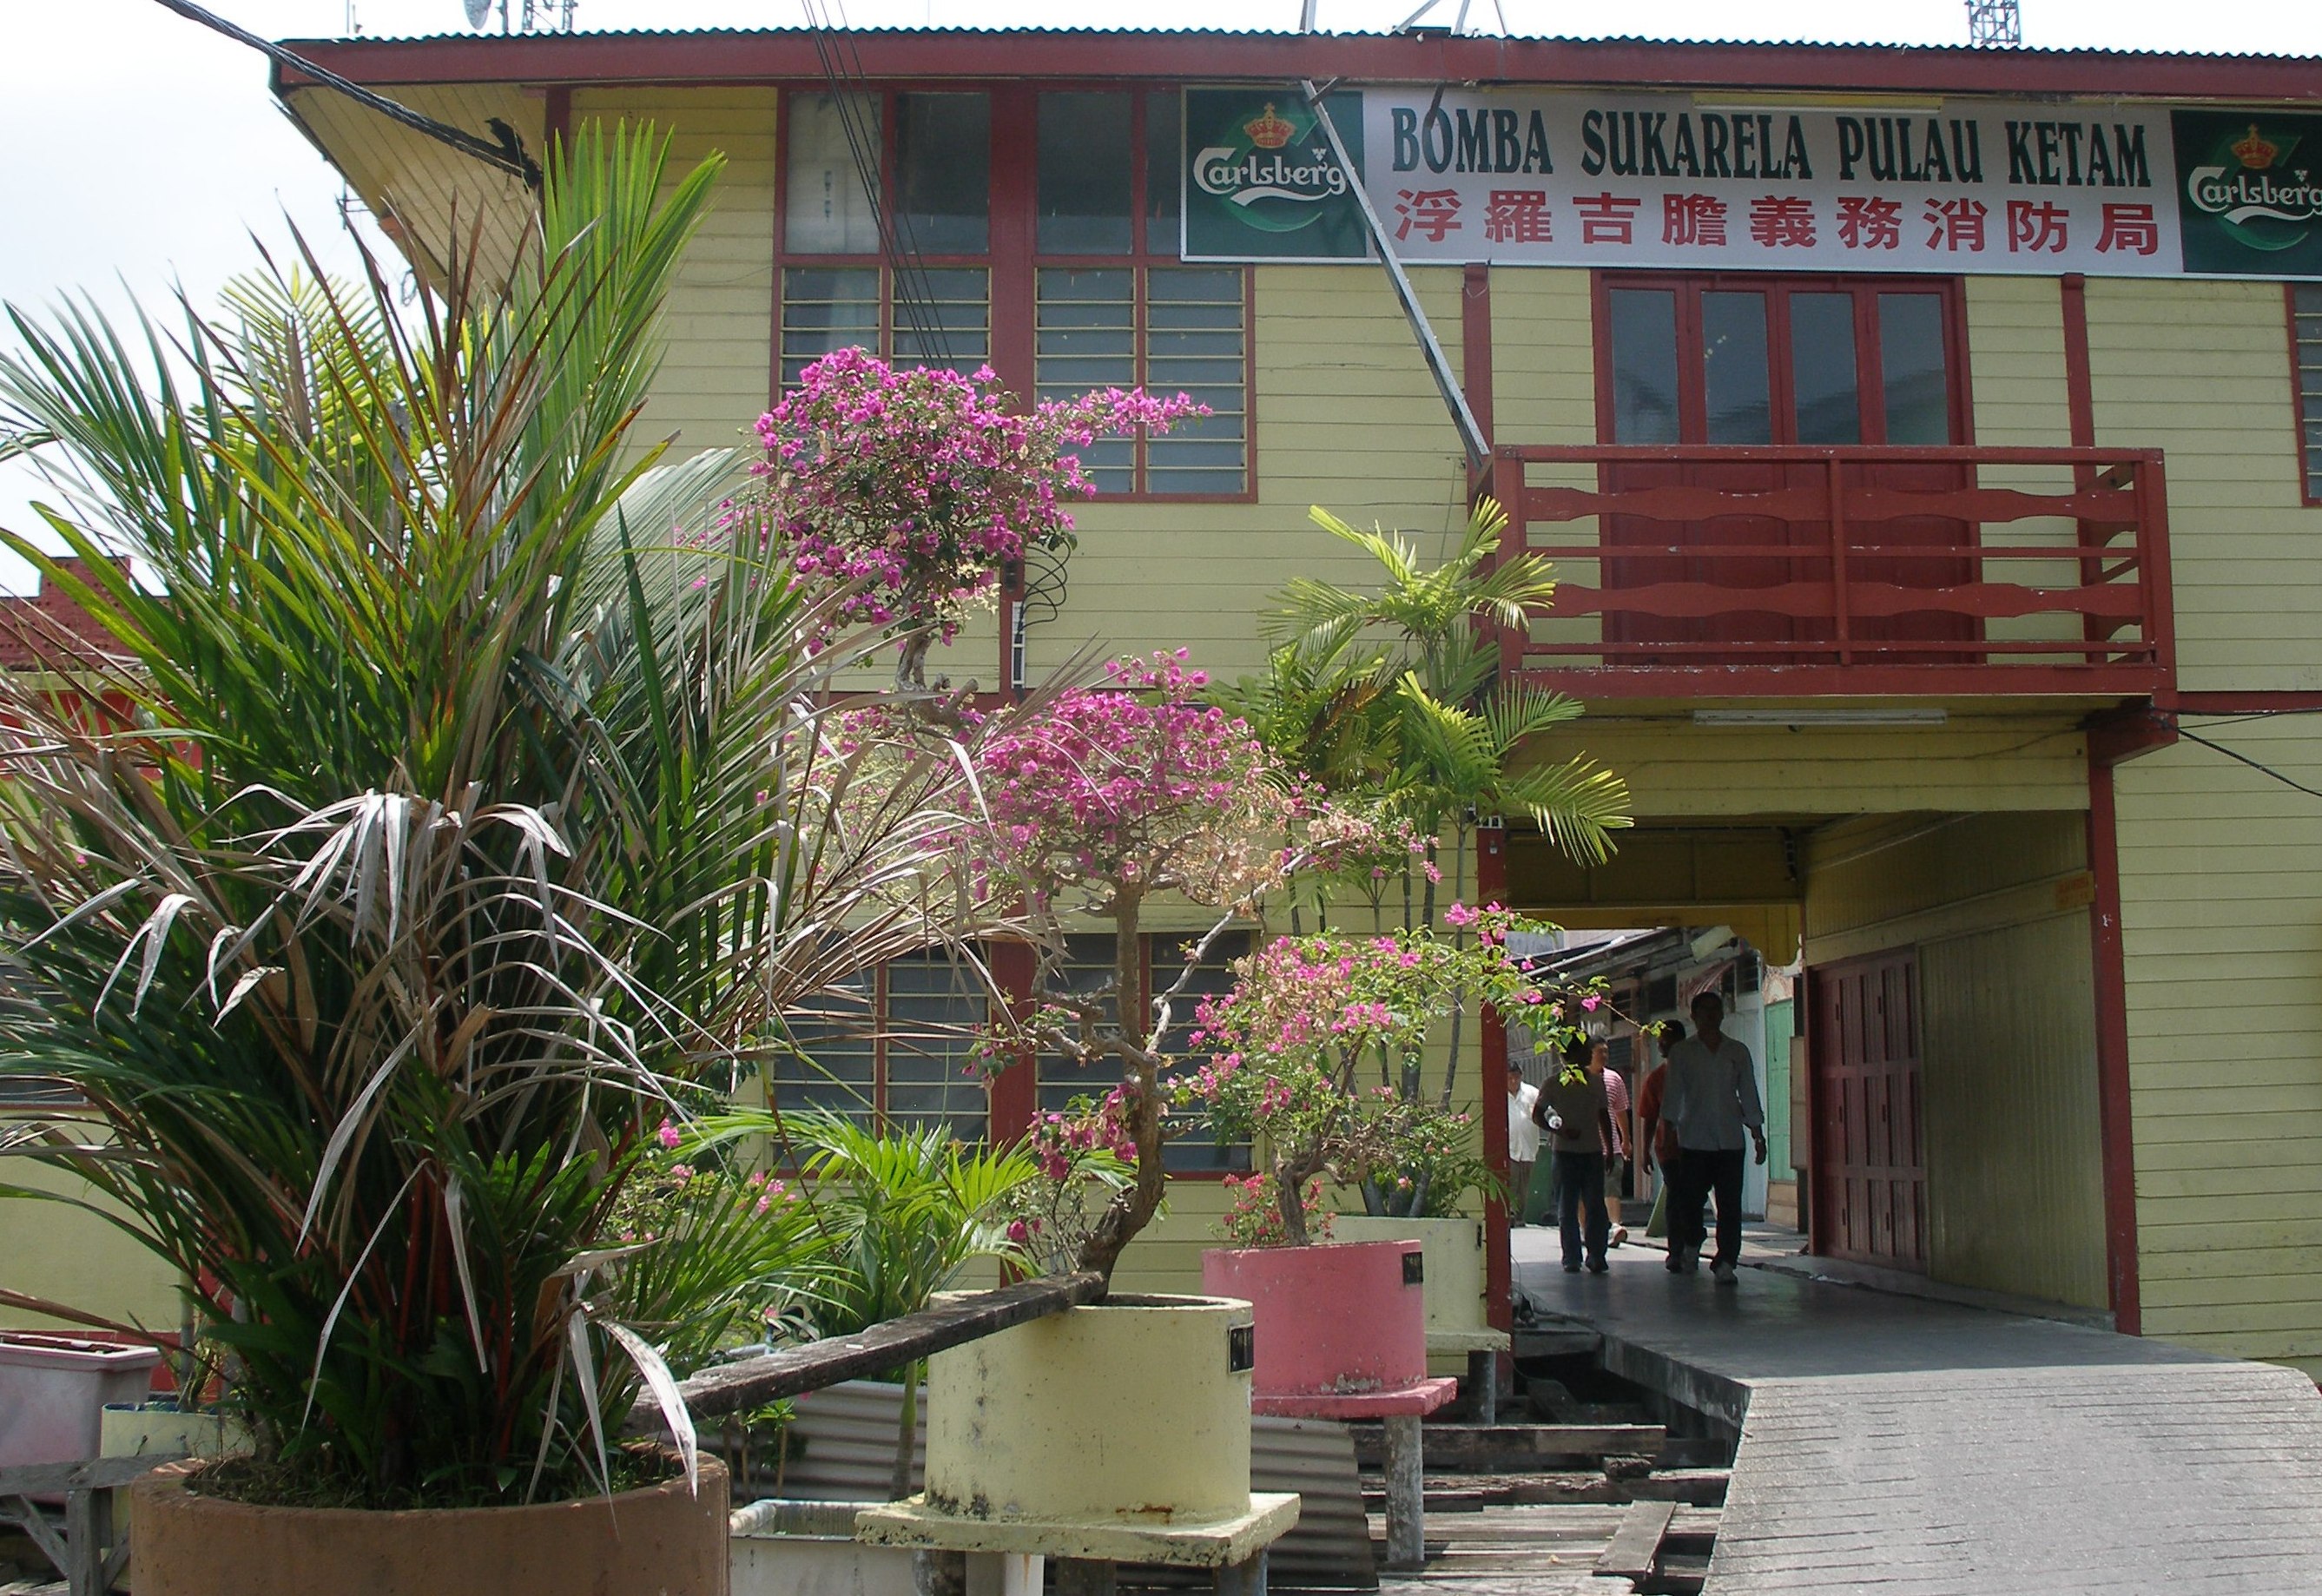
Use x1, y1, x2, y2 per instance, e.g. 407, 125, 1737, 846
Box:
1514, 1228, 2322, 1593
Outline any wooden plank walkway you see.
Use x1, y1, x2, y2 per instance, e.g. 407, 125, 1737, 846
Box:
1518, 1231, 2322, 1593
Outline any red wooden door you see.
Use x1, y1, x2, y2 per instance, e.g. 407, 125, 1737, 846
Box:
1808, 950, 1928, 1272
1596, 276, 1973, 663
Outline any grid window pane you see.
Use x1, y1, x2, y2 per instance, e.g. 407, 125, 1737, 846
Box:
1608, 288, 1680, 445
1038, 269, 1137, 492
1878, 292, 1953, 445
1790, 293, 1861, 445
785, 93, 883, 254
1039, 92, 1134, 255
1145, 268, 1246, 494
1153, 930, 1255, 1173
1702, 291, 1772, 445
1036, 934, 1126, 1118
782, 267, 881, 387
896, 93, 990, 256
891, 267, 990, 378
882, 951, 989, 1144
2294, 284, 2322, 501
775, 971, 878, 1128
1146, 92, 1184, 253
1032, 933, 1251, 1173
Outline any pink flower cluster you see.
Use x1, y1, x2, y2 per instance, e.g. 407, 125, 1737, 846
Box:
979, 651, 1300, 906
747, 350, 1204, 642
1023, 1104, 1138, 1183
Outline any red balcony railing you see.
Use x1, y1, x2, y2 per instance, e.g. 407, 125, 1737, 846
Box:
1488, 445, 2174, 699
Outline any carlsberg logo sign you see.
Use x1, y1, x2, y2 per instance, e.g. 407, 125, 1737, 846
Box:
1182, 88, 1369, 261
2173, 109, 2322, 277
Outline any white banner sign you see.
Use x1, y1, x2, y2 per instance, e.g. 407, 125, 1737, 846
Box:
1356, 91, 2185, 275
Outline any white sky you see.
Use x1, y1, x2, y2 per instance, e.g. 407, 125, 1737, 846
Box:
3, 0, 2319, 587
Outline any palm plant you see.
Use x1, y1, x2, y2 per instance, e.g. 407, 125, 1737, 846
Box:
0, 125, 1013, 1508
1248, 498, 1633, 1108
683, 1107, 1036, 1496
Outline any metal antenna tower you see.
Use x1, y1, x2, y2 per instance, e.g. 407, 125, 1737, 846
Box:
1967, 0, 2022, 48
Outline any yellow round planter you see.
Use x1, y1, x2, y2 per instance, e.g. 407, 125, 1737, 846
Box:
921, 1294, 1253, 1525
1328, 1216, 1490, 1338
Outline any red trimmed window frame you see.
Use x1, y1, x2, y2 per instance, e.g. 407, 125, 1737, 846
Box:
769, 81, 1257, 508
2288, 281, 2322, 510
1588, 269, 1976, 449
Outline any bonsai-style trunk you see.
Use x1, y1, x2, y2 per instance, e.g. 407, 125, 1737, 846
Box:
1072, 889, 1168, 1286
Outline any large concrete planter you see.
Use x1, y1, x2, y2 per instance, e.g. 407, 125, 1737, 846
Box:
731, 1500, 914, 1596
1200, 1238, 1427, 1401
921, 1293, 1253, 1526
1328, 1216, 1490, 1339
128, 1455, 729, 1596
854, 1295, 1296, 1573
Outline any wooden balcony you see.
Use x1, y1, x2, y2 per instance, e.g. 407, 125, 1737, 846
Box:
1488, 445, 2174, 701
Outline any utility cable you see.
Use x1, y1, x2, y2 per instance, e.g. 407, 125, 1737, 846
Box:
153, 0, 539, 188
2164, 717, 2322, 803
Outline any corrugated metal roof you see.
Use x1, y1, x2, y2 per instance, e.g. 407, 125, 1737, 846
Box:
285, 25, 2319, 61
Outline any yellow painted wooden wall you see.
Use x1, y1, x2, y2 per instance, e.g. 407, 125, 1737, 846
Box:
1025, 265, 1470, 685
1803, 812, 2108, 1311
2114, 721, 2322, 1370
0, 1144, 181, 1334
2087, 277, 2319, 694
573, 89, 775, 458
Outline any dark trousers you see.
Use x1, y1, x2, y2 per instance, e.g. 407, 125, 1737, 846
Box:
1670, 1147, 1745, 1266
1553, 1150, 1610, 1267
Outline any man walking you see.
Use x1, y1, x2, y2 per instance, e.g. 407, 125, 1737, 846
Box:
1660, 992, 1766, 1283
1507, 1065, 1540, 1229
1534, 1036, 1618, 1274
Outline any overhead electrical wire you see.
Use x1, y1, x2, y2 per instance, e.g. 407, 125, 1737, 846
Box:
152, 0, 539, 188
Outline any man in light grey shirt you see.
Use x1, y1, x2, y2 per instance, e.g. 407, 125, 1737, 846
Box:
1660, 991, 1766, 1283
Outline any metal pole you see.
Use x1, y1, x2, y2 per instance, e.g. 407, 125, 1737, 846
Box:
1299, 82, 1491, 473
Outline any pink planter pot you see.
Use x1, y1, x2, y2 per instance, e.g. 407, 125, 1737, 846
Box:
1201, 1238, 1428, 1399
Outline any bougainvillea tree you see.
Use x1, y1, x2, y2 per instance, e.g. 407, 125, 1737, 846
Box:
975, 650, 1309, 1282
1182, 906, 1612, 1245
745, 350, 1202, 685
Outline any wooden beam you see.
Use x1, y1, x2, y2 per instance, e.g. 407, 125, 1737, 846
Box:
674, 1272, 1106, 1420
0, 1454, 185, 1496
1597, 1499, 1678, 1580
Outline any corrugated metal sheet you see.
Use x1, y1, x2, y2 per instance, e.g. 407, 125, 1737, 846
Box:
726, 1381, 1375, 1588
284, 25, 2316, 61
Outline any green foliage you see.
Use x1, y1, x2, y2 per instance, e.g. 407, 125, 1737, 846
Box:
681, 1110, 1036, 1337
0, 123, 1015, 1509
1222, 497, 1633, 1112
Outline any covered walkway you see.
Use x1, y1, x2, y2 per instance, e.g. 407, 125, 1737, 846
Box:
1516, 1231, 2322, 1593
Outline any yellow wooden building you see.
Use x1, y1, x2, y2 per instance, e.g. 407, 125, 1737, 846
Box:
16, 25, 2322, 1374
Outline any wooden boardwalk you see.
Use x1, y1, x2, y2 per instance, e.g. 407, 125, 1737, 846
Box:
1518, 1232, 2322, 1593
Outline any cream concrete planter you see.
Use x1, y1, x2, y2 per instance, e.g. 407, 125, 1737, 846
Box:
731, 1500, 915, 1596
1329, 1216, 1490, 1338
920, 1294, 1254, 1527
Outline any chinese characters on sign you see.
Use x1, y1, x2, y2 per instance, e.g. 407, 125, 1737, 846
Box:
1350, 91, 2191, 274
1184, 87, 2322, 278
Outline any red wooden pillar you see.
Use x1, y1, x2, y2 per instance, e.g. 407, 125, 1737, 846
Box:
987, 939, 1039, 1146
1476, 823, 1514, 1335
2085, 709, 2173, 1338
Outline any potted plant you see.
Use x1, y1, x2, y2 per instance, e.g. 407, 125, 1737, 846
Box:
0, 123, 1116, 1594
848, 651, 1317, 1539
1184, 909, 1595, 1400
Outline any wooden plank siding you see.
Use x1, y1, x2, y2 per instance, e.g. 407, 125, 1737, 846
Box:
1023, 265, 1472, 683
2115, 717, 2322, 1368
571, 89, 775, 458
1802, 813, 2108, 1310
2086, 276, 2322, 692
